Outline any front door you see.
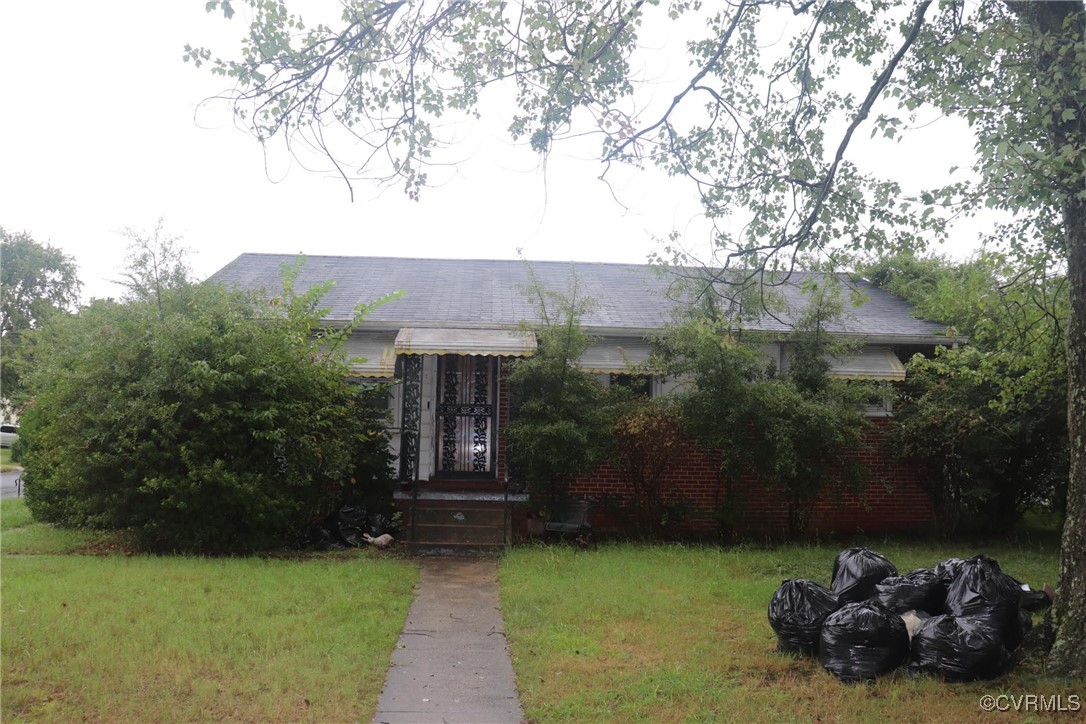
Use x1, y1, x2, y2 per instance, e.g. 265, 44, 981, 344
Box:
435, 355, 497, 477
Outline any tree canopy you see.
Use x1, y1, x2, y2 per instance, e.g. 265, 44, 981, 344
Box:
195, 0, 1086, 678
0, 227, 82, 406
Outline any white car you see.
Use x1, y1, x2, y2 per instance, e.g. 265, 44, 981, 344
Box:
0, 424, 18, 448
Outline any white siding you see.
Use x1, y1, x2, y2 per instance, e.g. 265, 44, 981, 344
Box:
417, 355, 438, 480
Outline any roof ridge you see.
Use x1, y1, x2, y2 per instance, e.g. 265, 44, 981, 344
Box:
231, 252, 840, 276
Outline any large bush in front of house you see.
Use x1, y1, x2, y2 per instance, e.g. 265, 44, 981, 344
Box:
658, 282, 874, 535
862, 251, 1068, 535
17, 261, 394, 553
503, 271, 620, 505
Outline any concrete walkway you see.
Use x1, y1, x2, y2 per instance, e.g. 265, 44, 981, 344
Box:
373, 558, 525, 724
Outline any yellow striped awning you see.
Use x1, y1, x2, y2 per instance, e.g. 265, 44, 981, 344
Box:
826, 347, 906, 382
344, 333, 398, 378
576, 339, 654, 373
394, 328, 537, 356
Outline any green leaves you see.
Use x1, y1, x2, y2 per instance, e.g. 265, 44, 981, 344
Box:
656, 287, 872, 535
17, 261, 394, 552
504, 268, 619, 502
862, 249, 1069, 534
0, 228, 82, 404
205, 1, 235, 20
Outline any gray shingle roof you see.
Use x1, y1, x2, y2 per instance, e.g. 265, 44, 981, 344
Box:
208, 254, 949, 342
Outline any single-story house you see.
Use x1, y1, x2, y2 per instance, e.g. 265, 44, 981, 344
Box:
211, 254, 949, 549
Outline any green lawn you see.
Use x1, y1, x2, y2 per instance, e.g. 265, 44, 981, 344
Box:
3, 497, 1072, 722
0, 447, 19, 471
499, 542, 1067, 723
1, 499, 418, 722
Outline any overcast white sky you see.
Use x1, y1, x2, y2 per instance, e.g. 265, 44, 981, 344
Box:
1, 2, 985, 302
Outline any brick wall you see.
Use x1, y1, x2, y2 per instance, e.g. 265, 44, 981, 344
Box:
497, 361, 935, 538
726, 418, 935, 538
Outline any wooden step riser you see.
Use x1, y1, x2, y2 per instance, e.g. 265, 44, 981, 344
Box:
411, 523, 506, 545
411, 507, 506, 527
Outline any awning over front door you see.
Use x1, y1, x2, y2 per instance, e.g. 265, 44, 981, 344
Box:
825, 346, 906, 381
394, 327, 537, 356
344, 333, 397, 378
576, 338, 654, 373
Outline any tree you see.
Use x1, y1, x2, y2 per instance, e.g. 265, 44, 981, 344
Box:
503, 269, 618, 506
0, 228, 82, 406
196, 0, 1086, 677
658, 284, 872, 536
863, 251, 1068, 535
17, 259, 394, 553
612, 396, 685, 539
117, 218, 192, 311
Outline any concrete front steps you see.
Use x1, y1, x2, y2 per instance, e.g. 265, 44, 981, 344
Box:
394, 486, 529, 555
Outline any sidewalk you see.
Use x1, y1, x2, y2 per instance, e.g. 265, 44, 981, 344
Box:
373, 557, 525, 724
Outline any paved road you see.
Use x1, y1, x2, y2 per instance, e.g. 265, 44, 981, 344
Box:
1, 469, 24, 499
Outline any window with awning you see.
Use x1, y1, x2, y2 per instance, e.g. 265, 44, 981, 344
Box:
576, 339, 654, 373
394, 328, 537, 357
825, 347, 906, 382
343, 333, 397, 378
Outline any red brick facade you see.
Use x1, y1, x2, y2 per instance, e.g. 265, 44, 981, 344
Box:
495, 362, 935, 539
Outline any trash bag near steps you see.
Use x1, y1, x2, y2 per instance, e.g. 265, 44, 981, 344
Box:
831, 547, 898, 604
365, 511, 395, 538
336, 504, 369, 547
908, 614, 1013, 681
819, 601, 910, 682
873, 569, 944, 614
944, 555, 1025, 651
768, 579, 841, 656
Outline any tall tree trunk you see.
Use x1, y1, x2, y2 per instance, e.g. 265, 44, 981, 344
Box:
1050, 192, 1086, 679
1006, 0, 1086, 679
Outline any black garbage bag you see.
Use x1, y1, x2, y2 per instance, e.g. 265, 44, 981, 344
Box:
336, 504, 369, 547
908, 614, 1013, 681
932, 557, 965, 586
365, 511, 395, 538
1018, 607, 1033, 638
831, 548, 898, 604
944, 555, 1025, 650
874, 569, 944, 614
297, 521, 346, 550
1009, 577, 1053, 613
768, 579, 841, 656
819, 601, 910, 682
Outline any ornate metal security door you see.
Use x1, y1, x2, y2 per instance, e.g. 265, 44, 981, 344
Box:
436, 355, 496, 476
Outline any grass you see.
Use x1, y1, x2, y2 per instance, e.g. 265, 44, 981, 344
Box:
1, 499, 419, 722
499, 541, 1067, 723
0, 447, 19, 471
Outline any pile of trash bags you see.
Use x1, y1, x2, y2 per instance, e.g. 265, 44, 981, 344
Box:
298, 504, 397, 550
767, 547, 1052, 682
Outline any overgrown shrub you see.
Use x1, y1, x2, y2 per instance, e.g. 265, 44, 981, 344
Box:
612, 397, 685, 537
863, 251, 1068, 534
503, 269, 619, 506
17, 264, 394, 552
657, 284, 873, 535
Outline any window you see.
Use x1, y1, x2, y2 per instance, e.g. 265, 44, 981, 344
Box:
859, 382, 894, 418
610, 373, 652, 397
